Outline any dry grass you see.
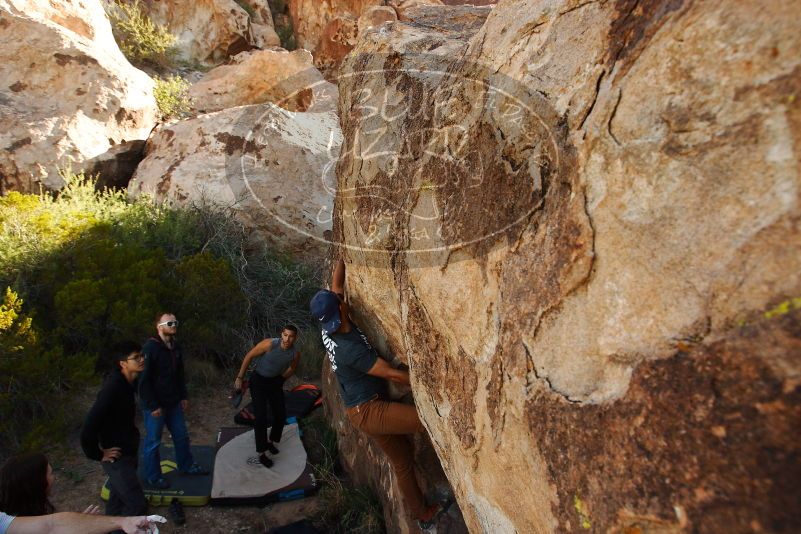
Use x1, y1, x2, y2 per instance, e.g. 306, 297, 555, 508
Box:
295, 327, 326, 380
301, 414, 385, 533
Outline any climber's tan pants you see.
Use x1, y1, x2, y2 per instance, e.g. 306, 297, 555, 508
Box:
346, 396, 426, 518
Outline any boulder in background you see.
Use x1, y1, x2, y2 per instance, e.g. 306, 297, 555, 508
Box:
136, 0, 277, 65
0, 0, 157, 193
128, 103, 342, 264
188, 49, 336, 113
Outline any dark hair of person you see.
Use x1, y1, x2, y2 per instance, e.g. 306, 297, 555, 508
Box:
282, 324, 298, 334
0, 452, 55, 516
110, 340, 143, 364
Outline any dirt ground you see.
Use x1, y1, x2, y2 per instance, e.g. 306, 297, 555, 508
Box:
49, 375, 322, 533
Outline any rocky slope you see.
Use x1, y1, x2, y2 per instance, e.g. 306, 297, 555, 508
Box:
0, 0, 157, 193
327, 0, 801, 532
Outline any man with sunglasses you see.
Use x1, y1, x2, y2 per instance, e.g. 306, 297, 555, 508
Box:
138, 313, 207, 490
80, 341, 148, 523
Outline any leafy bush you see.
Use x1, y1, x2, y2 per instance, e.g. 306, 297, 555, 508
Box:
265, 0, 296, 50
107, 0, 177, 69
0, 170, 320, 452
295, 326, 325, 380
275, 23, 297, 51
173, 252, 247, 358
153, 75, 193, 120
0, 288, 94, 452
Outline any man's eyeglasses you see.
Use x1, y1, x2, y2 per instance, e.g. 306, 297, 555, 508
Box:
158, 320, 179, 327
126, 354, 145, 362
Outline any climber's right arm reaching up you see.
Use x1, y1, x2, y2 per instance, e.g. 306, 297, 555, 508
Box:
332, 257, 346, 297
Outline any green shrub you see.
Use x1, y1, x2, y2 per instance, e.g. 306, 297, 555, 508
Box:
0, 288, 94, 452
107, 0, 178, 69
296, 326, 325, 379
52, 237, 171, 354
316, 477, 385, 534
0, 287, 35, 349
173, 252, 247, 359
0, 170, 256, 361
153, 75, 193, 120
275, 19, 296, 51
264, 0, 296, 50
185, 357, 220, 389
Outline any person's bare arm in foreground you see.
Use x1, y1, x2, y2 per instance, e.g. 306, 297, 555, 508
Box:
8, 512, 151, 534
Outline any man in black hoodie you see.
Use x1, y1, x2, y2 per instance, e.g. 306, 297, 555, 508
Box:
138, 312, 207, 489
80, 341, 147, 520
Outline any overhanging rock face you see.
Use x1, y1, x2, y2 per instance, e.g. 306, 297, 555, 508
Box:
329, 0, 801, 532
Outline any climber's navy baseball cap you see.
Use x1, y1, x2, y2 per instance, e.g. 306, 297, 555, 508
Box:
310, 289, 341, 334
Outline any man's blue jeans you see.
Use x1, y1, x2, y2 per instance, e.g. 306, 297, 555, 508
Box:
142, 404, 194, 482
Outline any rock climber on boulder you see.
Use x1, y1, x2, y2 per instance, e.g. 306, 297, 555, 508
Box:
310, 257, 444, 530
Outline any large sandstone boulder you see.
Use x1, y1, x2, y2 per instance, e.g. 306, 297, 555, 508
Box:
357, 5, 397, 38
387, 0, 443, 15
0, 0, 157, 193
329, 0, 801, 532
137, 0, 279, 65
127, 104, 342, 264
188, 49, 337, 113
289, 0, 492, 74
289, 0, 389, 74
391, 3, 490, 35
440, 0, 496, 5
312, 13, 359, 74
322, 6, 490, 533
388, 0, 497, 20
288, 0, 382, 53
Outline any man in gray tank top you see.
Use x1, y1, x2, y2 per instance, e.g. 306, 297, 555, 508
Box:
234, 325, 300, 468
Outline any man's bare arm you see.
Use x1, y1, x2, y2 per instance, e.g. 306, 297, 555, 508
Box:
366, 357, 411, 386
235, 338, 273, 382
332, 258, 346, 295
8, 512, 150, 534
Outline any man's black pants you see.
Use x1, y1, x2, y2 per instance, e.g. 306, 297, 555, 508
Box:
250, 373, 286, 452
101, 454, 148, 521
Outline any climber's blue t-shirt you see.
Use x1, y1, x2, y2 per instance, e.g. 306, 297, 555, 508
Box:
322, 326, 388, 408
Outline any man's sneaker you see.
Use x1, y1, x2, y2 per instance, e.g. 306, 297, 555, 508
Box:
183, 463, 208, 475
417, 503, 444, 531
146, 477, 170, 489
265, 442, 279, 455
258, 453, 273, 468
168, 498, 185, 526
